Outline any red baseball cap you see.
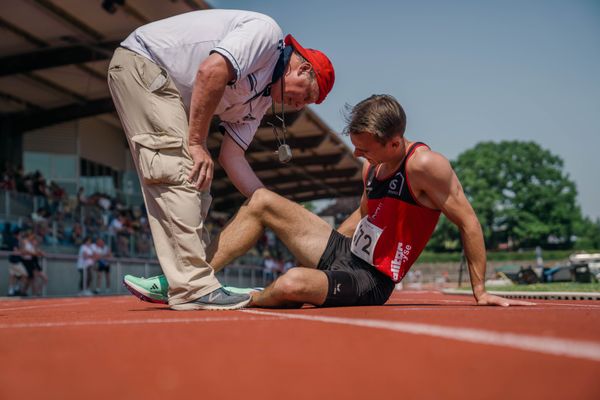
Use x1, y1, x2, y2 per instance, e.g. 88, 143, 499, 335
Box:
284, 34, 335, 104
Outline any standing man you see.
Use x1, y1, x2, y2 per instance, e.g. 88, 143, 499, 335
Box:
126, 95, 532, 308
108, 9, 334, 310
77, 236, 95, 296
6, 229, 28, 297
92, 237, 112, 294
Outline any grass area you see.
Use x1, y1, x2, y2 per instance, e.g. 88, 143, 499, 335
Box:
419, 249, 600, 263
459, 282, 600, 292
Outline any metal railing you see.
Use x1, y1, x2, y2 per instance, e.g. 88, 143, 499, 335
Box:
1, 189, 156, 257
0, 250, 267, 298
1, 190, 37, 219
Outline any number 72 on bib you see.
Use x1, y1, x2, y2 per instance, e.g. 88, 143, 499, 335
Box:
350, 217, 383, 266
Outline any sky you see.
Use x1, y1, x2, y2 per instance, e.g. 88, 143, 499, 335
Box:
210, 0, 600, 219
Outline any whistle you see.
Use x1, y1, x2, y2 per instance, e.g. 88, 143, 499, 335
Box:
277, 144, 292, 163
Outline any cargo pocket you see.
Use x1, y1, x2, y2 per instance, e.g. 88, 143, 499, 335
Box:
131, 133, 184, 185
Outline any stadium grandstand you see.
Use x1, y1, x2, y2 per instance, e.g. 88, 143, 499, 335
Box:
0, 0, 362, 296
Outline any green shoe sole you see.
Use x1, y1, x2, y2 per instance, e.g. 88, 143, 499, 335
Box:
123, 275, 168, 304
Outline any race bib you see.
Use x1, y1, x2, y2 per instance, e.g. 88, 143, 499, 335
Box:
351, 217, 383, 265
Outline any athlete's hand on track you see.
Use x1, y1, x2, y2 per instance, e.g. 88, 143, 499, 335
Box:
476, 292, 535, 307
188, 144, 213, 191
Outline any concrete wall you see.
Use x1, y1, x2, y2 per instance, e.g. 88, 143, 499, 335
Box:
24, 122, 78, 154
23, 117, 130, 172
78, 117, 128, 171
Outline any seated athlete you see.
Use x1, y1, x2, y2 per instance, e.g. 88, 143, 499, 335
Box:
125, 94, 532, 308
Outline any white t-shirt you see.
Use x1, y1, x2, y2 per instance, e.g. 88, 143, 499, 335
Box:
91, 243, 110, 259
263, 258, 278, 272
109, 218, 124, 235
121, 9, 283, 150
77, 243, 95, 270
21, 239, 35, 261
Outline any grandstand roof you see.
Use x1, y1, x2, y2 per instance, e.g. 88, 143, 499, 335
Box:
0, 0, 363, 212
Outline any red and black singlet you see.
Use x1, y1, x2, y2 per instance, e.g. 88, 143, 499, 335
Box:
350, 142, 441, 282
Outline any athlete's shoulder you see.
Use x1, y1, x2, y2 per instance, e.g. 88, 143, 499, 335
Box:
408, 145, 452, 180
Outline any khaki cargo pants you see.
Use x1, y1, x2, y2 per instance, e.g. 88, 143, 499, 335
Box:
107, 47, 221, 306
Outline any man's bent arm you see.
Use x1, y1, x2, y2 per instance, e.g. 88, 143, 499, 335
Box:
219, 134, 264, 197
411, 150, 533, 306
187, 53, 235, 190
453, 196, 488, 299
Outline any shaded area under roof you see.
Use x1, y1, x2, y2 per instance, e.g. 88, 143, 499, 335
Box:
0, 0, 363, 213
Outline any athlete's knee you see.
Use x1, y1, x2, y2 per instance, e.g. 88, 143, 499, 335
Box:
246, 188, 277, 215
273, 269, 311, 300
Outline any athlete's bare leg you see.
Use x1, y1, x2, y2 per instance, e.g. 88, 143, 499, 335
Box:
206, 189, 333, 307
250, 267, 329, 308
207, 188, 333, 271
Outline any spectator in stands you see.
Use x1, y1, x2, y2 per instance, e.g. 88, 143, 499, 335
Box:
32, 210, 52, 245
69, 222, 84, 247
109, 212, 125, 235
263, 254, 280, 283
283, 258, 295, 274
6, 229, 28, 296
31, 208, 50, 245
77, 236, 95, 295
49, 181, 66, 214
14, 166, 26, 193
54, 220, 67, 245
31, 207, 48, 224
33, 174, 49, 205
92, 237, 112, 294
134, 218, 153, 257
75, 187, 88, 218
0, 164, 16, 191
255, 231, 268, 255
20, 230, 48, 296
110, 212, 132, 256
97, 195, 112, 212
76, 187, 88, 206
84, 215, 102, 243
266, 230, 277, 254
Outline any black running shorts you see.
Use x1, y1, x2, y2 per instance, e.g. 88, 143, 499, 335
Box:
22, 257, 42, 278
317, 230, 395, 307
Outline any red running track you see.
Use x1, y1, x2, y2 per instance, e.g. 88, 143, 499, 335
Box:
0, 290, 599, 400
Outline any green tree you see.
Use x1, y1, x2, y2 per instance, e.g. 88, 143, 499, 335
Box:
426, 215, 460, 252
573, 216, 600, 250
451, 141, 580, 250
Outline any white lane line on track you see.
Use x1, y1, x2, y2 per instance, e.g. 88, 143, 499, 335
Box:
242, 309, 600, 363
391, 298, 472, 304
393, 298, 600, 309
0, 301, 91, 312
533, 302, 600, 309
0, 316, 282, 329
396, 296, 600, 309
390, 306, 597, 312
391, 307, 478, 311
